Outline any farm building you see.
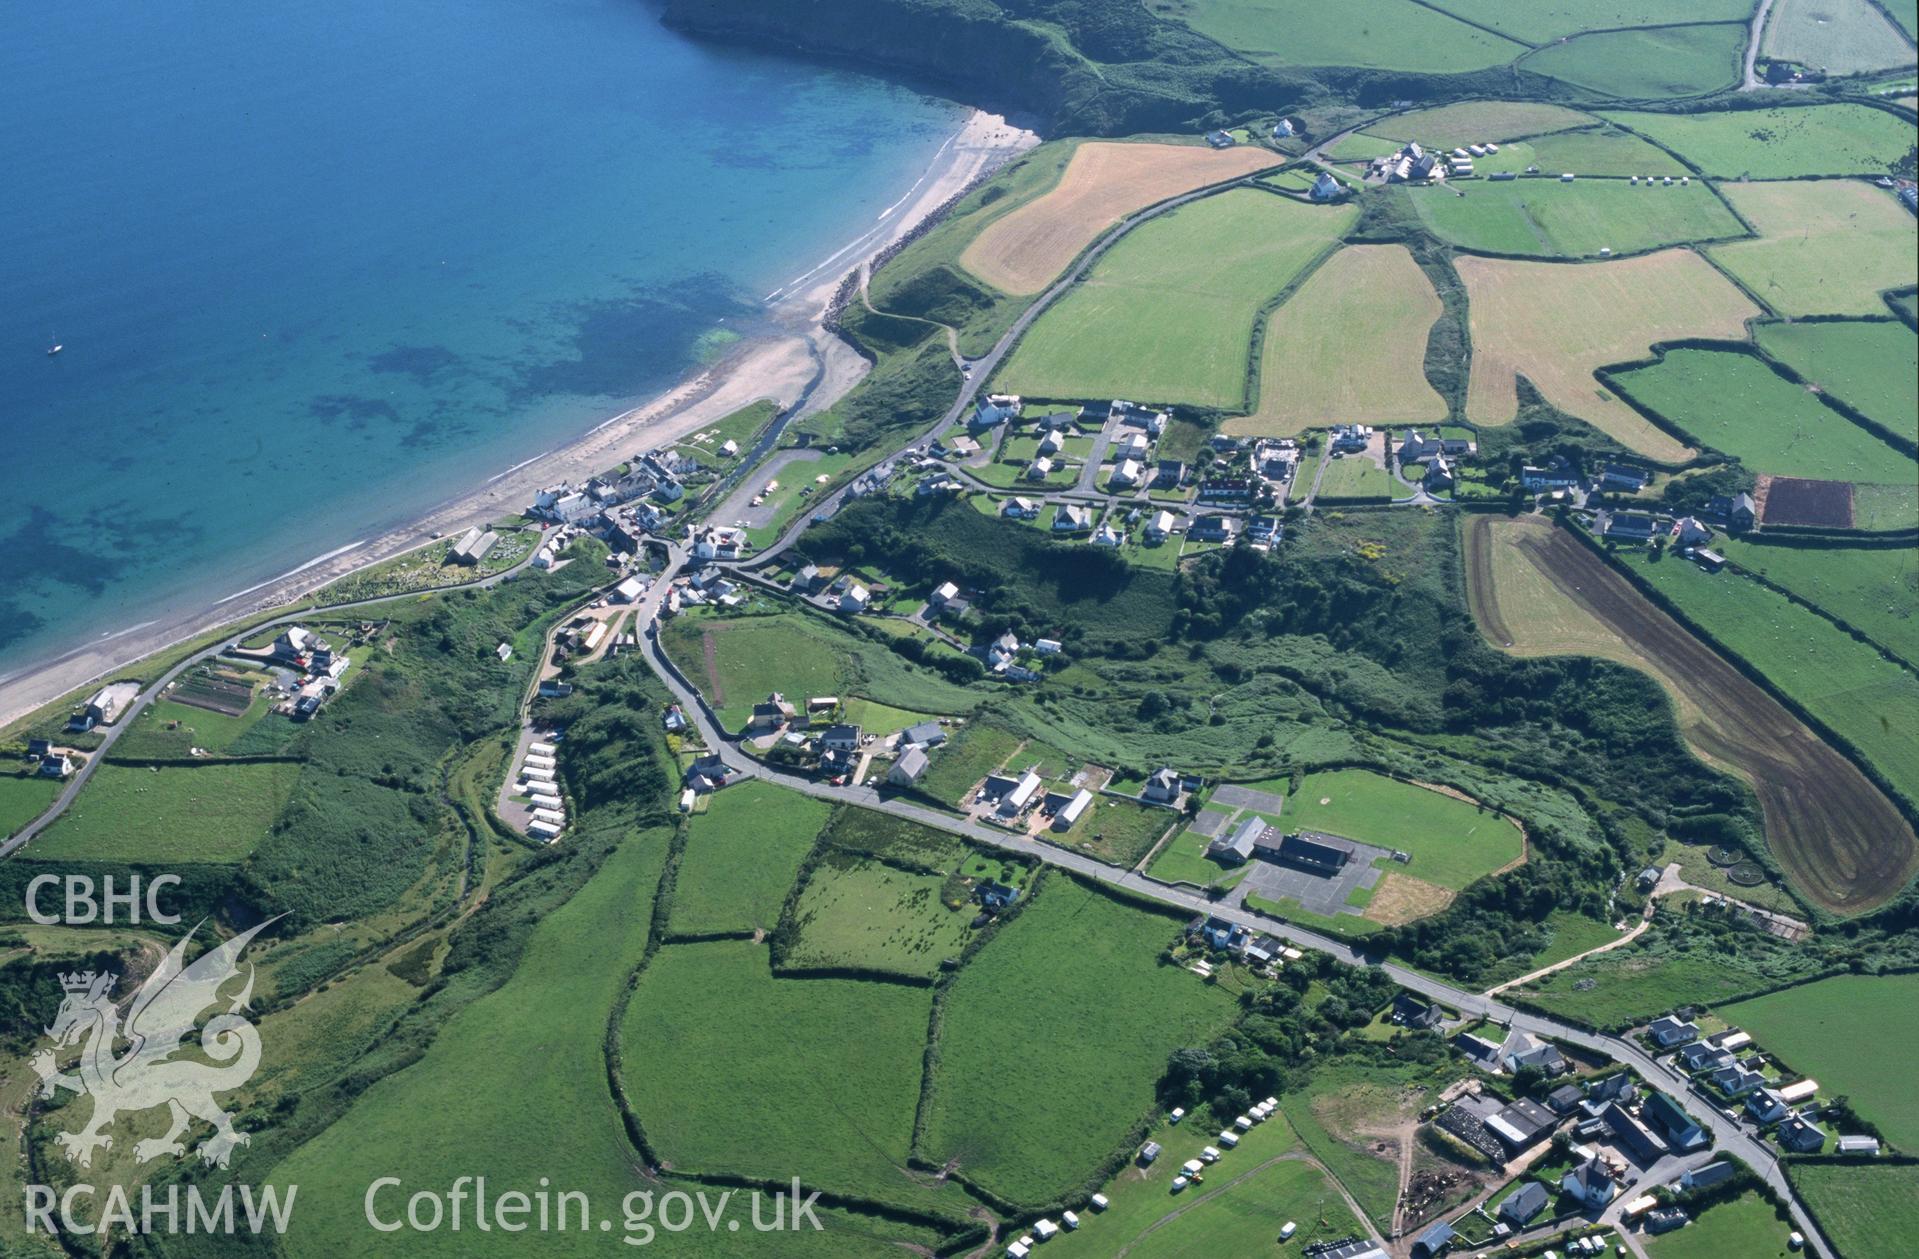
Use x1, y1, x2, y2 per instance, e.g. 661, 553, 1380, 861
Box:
1052, 788, 1093, 831
1207, 815, 1269, 866
1275, 831, 1354, 876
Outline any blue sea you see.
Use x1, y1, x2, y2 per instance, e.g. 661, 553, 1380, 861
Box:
0, 0, 962, 679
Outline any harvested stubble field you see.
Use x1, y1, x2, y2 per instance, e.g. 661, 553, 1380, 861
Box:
995, 189, 1356, 409
1602, 103, 1919, 178
1709, 180, 1919, 317
1711, 178, 1919, 320
1457, 249, 1760, 462
1230, 244, 1447, 436
1461, 514, 1917, 915
1405, 177, 1746, 258
959, 141, 1279, 295
1368, 100, 1597, 147
1519, 23, 1748, 99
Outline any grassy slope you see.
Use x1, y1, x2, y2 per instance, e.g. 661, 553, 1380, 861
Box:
1520, 23, 1747, 98
1753, 318, 1918, 441
1471, 128, 1692, 177
1427, 0, 1754, 43
1602, 104, 1919, 178
26, 760, 299, 863
1718, 972, 1919, 1148
995, 189, 1356, 409
1173, 0, 1526, 72
671, 779, 828, 937
923, 878, 1237, 1207
1715, 537, 1919, 664
1762, 0, 1916, 74
1368, 101, 1598, 147
1647, 1191, 1795, 1259
0, 772, 61, 839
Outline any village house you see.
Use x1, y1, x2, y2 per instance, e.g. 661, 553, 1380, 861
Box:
1648, 1015, 1700, 1048
1600, 464, 1651, 493
1643, 1092, 1709, 1152
38, 754, 74, 779
1141, 767, 1183, 804
1246, 515, 1282, 546
1026, 456, 1055, 482
1747, 1088, 1793, 1125
1605, 512, 1659, 541
1252, 440, 1300, 481
1501, 1029, 1569, 1076
1707, 492, 1758, 531
1392, 993, 1444, 1030
901, 721, 946, 748
1330, 423, 1372, 453
1036, 429, 1065, 457
1397, 430, 1475, 463
1673, 516, 1713, 547
1190, 515, 1240, 543
1498, 1182, 1549, 1228
748, 692, 797, 733
1605, 1101, 1667, 1163
1710, 1064, 1765, 1097
1115, 431, 1150, 462
987, 632, 1021, 670
1053, 504, 1093, 532
692, 526, 746, 561
1197, 475, 1253, 502
1679, 1041, 1734, 1073
819, 724, 862, 753
1521, 461, 1582, 492
1778, 1116, 1827, 1153
1034, 637, 1063, 655
1309, 171, 1344, 202
995, 769, 1043, 818
930, 580, 960, 606
1424, 452, 1455, 491
1207, 815, 1268, 866
888, 746, 929, 787
1153, 458, 1186, 489
1145, 510, 1178, 542
1090, 521, 1123, 547
972, 394, 1021, 431
1110, 458, 1144, 488
1003, 496, 1040, 520
72, 680, 141, 731
838, 584, 871, 614
1052, 787, 1094, 831
936, 433, 981, 459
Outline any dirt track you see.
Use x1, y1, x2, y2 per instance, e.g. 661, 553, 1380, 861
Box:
1464, 514, 1918, 915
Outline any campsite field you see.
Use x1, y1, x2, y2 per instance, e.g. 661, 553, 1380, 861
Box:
668, 780, 827, 938
1628, 547, 1919, 819
782, 851, 976, 977
1753, 318, 1918, 439
1762, 0, 1916, 74
1241, 768, 1521, 891
959, 141, 1279, 295
1647, 1191, 1795, 1259
1602, 103, 1919, 178
26, 760, 299, 864
921, 878, 1238, 1207
1709, 181, 1919, 317
1403, 177, 1745, 258
1605, 347, 1917, 484
1719, 972, 1919, 1149
1713, 537, 1919, 664
1463, 514, 1918, 915
1518, 23, 1747, 99
1793, 1161, 1919, 1259
1163, 0, 1525, 73
1469, 127, 1690, 177
620, 939, 948, 1216
1233, 245, 1446, 435
994, 189, 1356, 409
1368, 101, 1597, 147
1457, 250, 1758, 462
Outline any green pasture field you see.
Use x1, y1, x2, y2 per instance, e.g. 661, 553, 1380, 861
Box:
1314, 450, 1398, 500
839, 697, 941, 737
1648, 1191, 1795, 1259
1719, 973, 1919, 1148
1051, 793, 1178, 867
1710, 180, 1919, 318
994, 189, 1356, 410
1427, 0, 1758, 43
621, 939, 951, 1217
266, 832, 679, 1259
670, 780, 827, 937
1754, 318, 1918, 440
1519, 24, 1747, 99
1626, 547, 1919, 808
1853, 481, 1919, 532
1326, 131, 1404, 161
783, 852, 976, 977
28, 761, 299, 863
1163, 0, 1526, 72
1516, 947, 1788, 1029
1403, 177, 1745, 257
0, 771, 61, 839
922, 878, 1238, 1207
1369, 101, 1598, 147
1471, 128, 1691, 177
910, 721, 1023, 807
1763, 0, 1916, 74
1606, 348, 1916, 484
1792, 1161, 1919, 1259
1603, 104, 1919, 178
1238, 768, 1521, 889
1715, 537, 1919, 664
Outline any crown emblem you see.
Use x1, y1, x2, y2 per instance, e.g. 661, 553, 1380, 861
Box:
59, 971, 99, 993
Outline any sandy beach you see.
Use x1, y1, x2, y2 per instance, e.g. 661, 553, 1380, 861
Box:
0, 109, 1037, 730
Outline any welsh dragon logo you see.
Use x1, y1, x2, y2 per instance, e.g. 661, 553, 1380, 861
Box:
32, 918, 278, 1170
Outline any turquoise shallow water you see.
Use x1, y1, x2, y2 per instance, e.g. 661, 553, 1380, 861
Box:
0, 0, 961, 677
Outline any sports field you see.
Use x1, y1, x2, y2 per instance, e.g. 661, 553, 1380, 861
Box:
1368, 101, 1597, 147
1520, 23, 1746, 98
1463, 514, 1917, 915
1424, 0, 1756, 43
1793, 1161, 1919, 1259
1602, 104, 1919, 178
1754, 318, 1918, 440
1714, 538, 1919, 664
1404, 178, 1745, 257
1470, 127, 1690, 177
27, 760, 299, 863
921, 878, 1238, 1207
1720, 972, 1919, 1149
1165, 0, 1526, 72
1647, 1192, 1795, 1259
1629, 547, 1919, 831
1710, 181, 1919, 317
1606, 347, 1917, 484
959, 141, 1279, 295
1763, 0, 1916, 73
1234, 245, 1446, 435
995, 189, 1356, 409
1457, 250, 1758, 462
621, 939, 943, 1213
669, 780, 827, 937
782, 852, 976, 977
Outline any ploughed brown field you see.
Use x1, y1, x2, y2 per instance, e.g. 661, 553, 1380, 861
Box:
958, 140, 1280, 295
1757, 474, 1855, 528
1464, 513, 1917, 915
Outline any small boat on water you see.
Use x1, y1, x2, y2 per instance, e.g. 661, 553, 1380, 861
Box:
46, 342, 62, 357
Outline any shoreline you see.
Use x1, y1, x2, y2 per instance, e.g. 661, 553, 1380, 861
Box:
0, 108, 1037, 731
